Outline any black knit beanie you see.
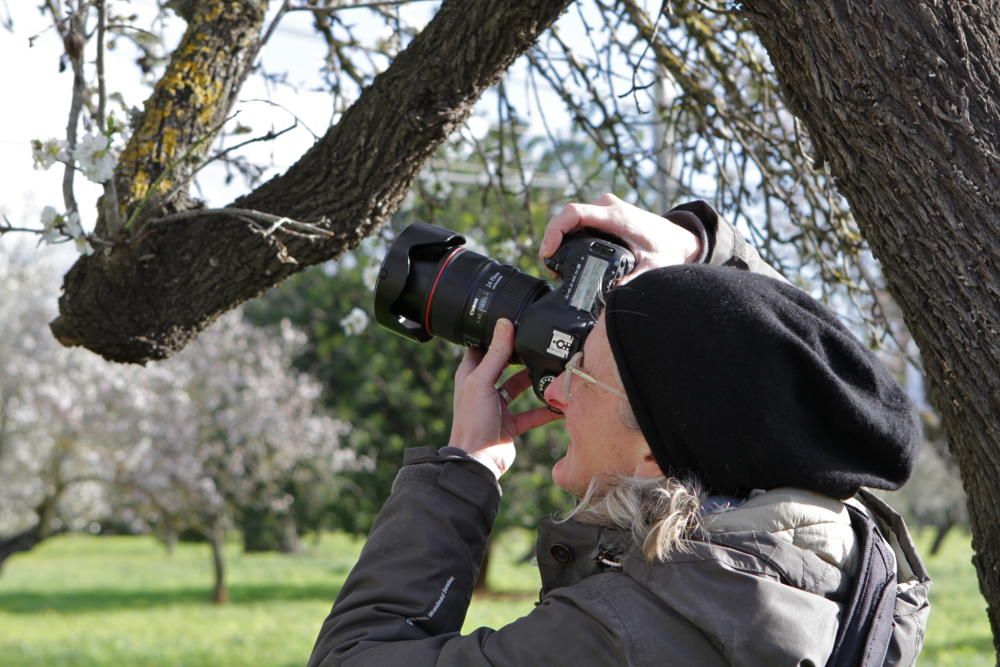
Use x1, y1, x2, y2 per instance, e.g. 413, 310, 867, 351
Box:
605, 264, 921, 499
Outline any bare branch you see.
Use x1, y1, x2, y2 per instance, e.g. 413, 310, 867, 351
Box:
285, 0, 437, 14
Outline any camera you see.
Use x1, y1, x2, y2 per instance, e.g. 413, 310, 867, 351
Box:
373, 221, 635, 401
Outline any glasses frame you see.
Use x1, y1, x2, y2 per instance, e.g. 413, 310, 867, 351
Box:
563, 351, 628, 404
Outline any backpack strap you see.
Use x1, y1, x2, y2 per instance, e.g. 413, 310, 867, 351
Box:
825, 504, 898, 667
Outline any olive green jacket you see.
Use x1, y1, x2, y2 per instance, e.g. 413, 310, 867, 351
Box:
307, 449, 930, 667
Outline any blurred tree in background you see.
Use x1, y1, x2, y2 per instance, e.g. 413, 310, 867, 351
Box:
0, 245, 353, 602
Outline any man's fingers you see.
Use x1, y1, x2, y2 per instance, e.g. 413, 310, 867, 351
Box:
511, 406, 564, 436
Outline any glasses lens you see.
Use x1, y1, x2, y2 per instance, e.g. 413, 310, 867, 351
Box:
564, 352, 582, 403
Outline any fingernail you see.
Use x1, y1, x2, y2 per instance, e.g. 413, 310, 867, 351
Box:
496, 319, 511, 334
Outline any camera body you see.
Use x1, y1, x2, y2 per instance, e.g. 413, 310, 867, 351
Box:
373, 221, 634, 400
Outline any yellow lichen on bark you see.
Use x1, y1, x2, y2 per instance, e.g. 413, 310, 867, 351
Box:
113, 0, 266, 216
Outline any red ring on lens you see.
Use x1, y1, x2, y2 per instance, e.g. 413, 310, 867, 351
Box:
423, 246, 465, 336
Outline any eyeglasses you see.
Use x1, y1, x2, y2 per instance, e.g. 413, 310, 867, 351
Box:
563, 351, 628, 403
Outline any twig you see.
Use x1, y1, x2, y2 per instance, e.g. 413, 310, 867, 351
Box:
143, 207, 337, 264
96, 1, 107, 127
1, 0, 12, 31
0, 215, 41, 235
94, 0, 123, 234
48, 2, 87, 217
105, 23, 159, 39
240, 99, 319, 139
258, 0, 291, 52
160, 121, 298, 205
148, 209, 336, 247
285, 0, 435, 14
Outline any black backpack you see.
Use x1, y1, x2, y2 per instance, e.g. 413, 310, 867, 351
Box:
825, 504, 898, 667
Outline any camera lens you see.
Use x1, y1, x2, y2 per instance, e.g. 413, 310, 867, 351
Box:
374, 222, 550, 352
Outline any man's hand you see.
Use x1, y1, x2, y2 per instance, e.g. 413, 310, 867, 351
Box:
448, 319, 562, 479
539, 193, 701, 279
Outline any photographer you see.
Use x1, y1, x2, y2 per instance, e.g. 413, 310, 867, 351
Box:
308, 195, 930, 667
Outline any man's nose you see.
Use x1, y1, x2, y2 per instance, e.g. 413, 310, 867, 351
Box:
543, 372, 567, 412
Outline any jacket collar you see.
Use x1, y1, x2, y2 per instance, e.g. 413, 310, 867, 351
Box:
535, 516, 634, 596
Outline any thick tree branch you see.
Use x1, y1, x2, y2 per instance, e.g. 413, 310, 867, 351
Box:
51, 0, 572, 363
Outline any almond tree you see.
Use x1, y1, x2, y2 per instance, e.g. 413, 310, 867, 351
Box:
0, 246, 352, 602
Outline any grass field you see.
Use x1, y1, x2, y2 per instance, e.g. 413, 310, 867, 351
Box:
0, 528, 992, 666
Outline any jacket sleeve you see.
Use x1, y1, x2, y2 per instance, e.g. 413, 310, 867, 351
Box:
306, 447, 629, 667
665, 200, 789, 283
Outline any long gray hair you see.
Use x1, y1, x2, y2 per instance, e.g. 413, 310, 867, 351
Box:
566, 473, 704, 562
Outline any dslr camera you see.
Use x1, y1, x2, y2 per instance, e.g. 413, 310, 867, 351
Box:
373, 222, 635, 401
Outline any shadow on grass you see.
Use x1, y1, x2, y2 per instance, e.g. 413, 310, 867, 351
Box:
0, 581, 345, 614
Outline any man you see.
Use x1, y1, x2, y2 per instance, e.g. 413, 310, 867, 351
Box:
308, 195, 930, 666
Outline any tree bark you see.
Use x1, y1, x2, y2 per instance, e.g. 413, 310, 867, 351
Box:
50, 0, 573, 363
0, 524, 47, 574
742, 1, 1000, 657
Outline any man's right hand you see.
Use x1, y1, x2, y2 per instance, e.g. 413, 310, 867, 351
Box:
539, 193, 701, 279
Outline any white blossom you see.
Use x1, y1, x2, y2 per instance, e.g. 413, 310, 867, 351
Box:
31, 138, 69, 170
340, 307, 369, 336
40, 206, 61, 243
63, 211, 84, 239
75, 132, 116, 183
74, 235, 95, 256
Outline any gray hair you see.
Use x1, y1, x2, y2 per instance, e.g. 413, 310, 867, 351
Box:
565, 473, 704, 562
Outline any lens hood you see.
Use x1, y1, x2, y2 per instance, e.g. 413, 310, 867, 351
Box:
373, 221, 466, 342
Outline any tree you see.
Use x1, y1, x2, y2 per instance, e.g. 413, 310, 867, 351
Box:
113, 310, 355, 602
0, 246, 125, 570
737, 1, 1000, 652
22, 0, 573, 362
0, 244, 353, 601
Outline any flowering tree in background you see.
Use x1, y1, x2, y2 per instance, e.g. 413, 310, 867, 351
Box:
0, 245, 352, 601
0, 248, 123, 569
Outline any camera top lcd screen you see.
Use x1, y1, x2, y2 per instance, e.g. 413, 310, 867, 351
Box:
569, 255, 609, 311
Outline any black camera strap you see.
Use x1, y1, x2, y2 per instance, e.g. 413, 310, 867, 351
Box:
825, 503, 898, 667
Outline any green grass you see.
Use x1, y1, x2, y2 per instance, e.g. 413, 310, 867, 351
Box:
0, 528, 992, 666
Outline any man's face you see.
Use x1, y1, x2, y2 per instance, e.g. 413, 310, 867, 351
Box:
543, 315, 653, 497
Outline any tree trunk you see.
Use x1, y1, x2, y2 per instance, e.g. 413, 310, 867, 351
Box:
742, 1, 1000, 657
278, 513, 301, 555
209, 526, 228, 604
163, 527, 178, 556
930, 519, 955, 557
0, 524, 46, 574
50, 0, 573, 364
